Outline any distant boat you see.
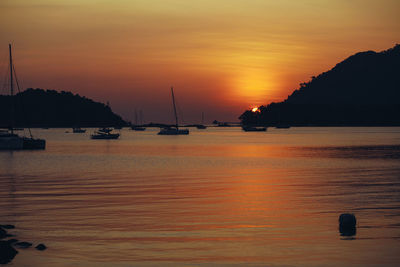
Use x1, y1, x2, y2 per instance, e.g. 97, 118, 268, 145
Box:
158, 87, 189, 135
72, 127, 86, 133
0, 129, 23, 149
242, 126, 267, 132
196, 112, 207, 129
91, 127, 120, 139
131, 109, 146, 131
0, 44, 45, 150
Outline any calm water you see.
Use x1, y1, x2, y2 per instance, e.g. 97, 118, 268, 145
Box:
1, 127, 400, 267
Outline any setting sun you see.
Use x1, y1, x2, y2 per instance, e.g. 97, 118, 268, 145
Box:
252, 107, 259, 112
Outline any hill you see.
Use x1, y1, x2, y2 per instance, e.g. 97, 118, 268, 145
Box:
240, 44, 400, 126
0, 88, 126, 127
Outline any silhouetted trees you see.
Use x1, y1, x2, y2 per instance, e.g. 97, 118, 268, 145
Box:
0, 88, 127, 127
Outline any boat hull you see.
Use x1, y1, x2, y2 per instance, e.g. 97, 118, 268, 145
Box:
0, 135, 45, 150
242, 126, 267, 132
91, 133, 120, 139
0, 136, 24, 150
23, 138, 46, 150
158, 128, 189, 135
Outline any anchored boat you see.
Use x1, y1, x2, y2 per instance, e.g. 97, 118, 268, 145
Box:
91, 127, 120, 139
158, 87, 189, 135
0, 44, 45, 150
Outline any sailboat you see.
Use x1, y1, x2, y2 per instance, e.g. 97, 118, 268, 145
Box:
0, 44, 45, 150
91, 127, 120, 139
158, 87, 189, 135
196, 112, 207, 129
131, 109, 146, 131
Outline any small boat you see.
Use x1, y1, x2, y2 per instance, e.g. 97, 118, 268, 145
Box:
242, 126, 267, 132
196, 125, 207, 129
0, 130, 23, 150
131, 109, 146, 131
158, 127, 189, 135
23, 137, 46, 149
158, 87, 189, 135
72, 127, 86, 133
196, 112, 207, 129
0, 44, 45, 150
91, 127, 120, 139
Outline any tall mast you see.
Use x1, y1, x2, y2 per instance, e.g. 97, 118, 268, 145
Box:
201, 112, 204, 124
171, 87, 178, 129
135, 109, 138, 125
9, 44, 14, 134
139, 110, 143, 125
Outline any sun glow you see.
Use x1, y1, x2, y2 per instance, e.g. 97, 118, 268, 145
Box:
252, 107, 259, 112
231, 68, 278, 107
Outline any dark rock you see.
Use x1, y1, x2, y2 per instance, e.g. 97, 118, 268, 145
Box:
14, 241, 32, 248
5, 239, 18, 244
339, 213, 357, 236
0, 240, 18, 264
35, 244, 47, 251
0, 228, 7, 239
0, 224, 15, 229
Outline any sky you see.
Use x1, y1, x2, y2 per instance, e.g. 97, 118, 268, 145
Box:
0, 0, 399, 123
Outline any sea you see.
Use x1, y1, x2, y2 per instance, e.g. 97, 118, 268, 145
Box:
1, 127, 400, 267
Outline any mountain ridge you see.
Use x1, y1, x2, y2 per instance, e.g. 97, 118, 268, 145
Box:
240, 44, 400, 126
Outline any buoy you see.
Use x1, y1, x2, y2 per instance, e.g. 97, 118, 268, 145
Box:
339, 213, 357, 236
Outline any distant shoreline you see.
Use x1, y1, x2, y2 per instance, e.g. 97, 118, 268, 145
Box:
2, 124, 400, 129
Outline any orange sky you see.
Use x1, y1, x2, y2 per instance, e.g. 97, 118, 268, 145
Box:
1, 0, 399, 123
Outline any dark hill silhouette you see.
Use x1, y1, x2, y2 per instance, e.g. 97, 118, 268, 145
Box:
0, 88, 126, 127
240, 44, 400, 126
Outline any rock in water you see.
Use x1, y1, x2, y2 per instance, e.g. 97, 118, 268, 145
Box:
0, 241, 18, 264
35, 244, 47, 251
0, 225, 15, 229
14, 241, 32, 248
339, 213, 357, 236
5, 239, 18, 245
0, 228, 7, 239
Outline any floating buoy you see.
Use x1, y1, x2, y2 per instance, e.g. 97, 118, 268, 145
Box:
339, 213, 357, 236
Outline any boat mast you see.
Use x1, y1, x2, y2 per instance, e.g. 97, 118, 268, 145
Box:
135, 109, 138, 125
9, 44, 14, 134
171, 87, 179, 129
139, 110, 143, 125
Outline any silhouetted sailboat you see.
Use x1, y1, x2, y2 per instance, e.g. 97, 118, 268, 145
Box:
196, 112, 207, 129
131, 109, 146, 131
242, 126, 267, 132
158, 87, 189, 135
91, 127, 120, 139
0, 44, 45, 150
